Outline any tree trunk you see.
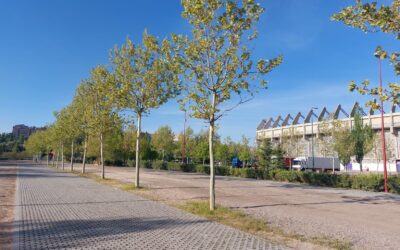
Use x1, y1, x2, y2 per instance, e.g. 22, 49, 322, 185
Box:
62, 144, 64, 170
209, 92, 216, 211
52, 151, 55, 167
56, 151, 59, 169
82, 136, 87, 174
100, 133, 105, 179
71, 141, 74, 172
209, 121, 215, 211
135, 114, 141, 187
46, 152, 49, 167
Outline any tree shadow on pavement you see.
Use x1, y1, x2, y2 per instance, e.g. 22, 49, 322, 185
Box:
15, 216, 209, 249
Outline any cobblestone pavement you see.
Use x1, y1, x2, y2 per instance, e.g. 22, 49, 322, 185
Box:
13, 164, 285, 250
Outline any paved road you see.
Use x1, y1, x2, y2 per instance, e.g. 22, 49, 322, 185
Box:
13, 164, 284, 250
80, 164, 400, 250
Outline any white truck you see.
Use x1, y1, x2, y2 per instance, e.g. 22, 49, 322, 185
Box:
292, 156, 340, 172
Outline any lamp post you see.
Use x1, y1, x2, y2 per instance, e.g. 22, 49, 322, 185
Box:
375, 52, 388, 193
311, 107, 318, 169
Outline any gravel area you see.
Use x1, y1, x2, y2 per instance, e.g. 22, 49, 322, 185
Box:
13, 163, 285, 249
0, 161, 17, 250
77, 163, 400, 250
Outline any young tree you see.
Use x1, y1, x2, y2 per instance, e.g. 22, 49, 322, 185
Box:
73, 83, 92, 173
83, 65, 119, 179
176, 0, 282, 210
332, 120, 354, 169
256, 139, 273, 170
215, 142, 230, 166
238, 136, 251, 167
280, 127, 302, 169
152, 126, 175, 161
272, 143, 285, 169
194, 131, 209, 165
52, 111, 69, 170
56, 105, 80, 172
176, 127, 195, 163
352, 114, 373, 171
332, 0, 400, 107
110, 31, 180, 187
25, 131, 46, 162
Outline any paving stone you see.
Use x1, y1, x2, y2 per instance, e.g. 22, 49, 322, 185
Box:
13, 165, 287, 250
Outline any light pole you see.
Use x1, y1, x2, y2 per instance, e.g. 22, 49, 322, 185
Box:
311, 107, 318, 169
375, 52, 388, 193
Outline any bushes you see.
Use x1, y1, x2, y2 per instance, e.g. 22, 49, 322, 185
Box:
127, 160, 400, 194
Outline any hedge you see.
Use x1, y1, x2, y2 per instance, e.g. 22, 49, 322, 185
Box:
127, 160, 400, 194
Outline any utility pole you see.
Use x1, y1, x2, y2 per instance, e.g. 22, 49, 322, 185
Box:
311, 107, 318, 169
375, 52, 388, 193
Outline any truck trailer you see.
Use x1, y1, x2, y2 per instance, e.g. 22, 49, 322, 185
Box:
292, 156, 340, 172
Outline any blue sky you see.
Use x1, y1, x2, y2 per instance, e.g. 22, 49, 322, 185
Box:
0, 0, 397, 142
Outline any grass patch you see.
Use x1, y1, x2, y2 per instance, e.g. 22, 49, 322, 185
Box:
178, 200, 352, 250
75, 171, 148, 192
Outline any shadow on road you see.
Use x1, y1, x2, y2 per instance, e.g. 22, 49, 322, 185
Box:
16, 216, 209, 248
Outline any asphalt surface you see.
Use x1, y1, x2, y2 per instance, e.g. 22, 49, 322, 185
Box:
13, 163, 284, 250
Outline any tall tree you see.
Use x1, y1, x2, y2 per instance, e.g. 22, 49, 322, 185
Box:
152, 126, 175, 161
111, 31, 180, 187
332, 0, 400, 107
176, 0, 282, 210
351, 114, 374, 171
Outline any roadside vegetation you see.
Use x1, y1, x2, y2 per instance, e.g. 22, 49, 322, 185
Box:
0, 133, 28, 160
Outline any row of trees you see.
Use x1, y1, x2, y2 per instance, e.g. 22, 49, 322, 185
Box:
24, 0, 396, 211
24, 0, 282, 210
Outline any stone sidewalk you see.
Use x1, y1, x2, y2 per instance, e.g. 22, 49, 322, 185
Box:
13, 164, 285, 249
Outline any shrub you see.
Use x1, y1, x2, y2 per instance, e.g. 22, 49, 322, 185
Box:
388, 175, 400, 194
152, 160, 167, 170
351, 174, 384, 192
137, 160, 400, 194
273, 169, 300, 182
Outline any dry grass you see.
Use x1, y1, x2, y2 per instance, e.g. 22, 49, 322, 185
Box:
0, 167, 16, 250
178, 200, 352, 250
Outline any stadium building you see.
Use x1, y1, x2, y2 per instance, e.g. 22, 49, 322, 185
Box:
256, 102, 400, 172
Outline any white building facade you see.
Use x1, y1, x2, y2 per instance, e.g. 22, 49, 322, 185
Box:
256, 103, 400, 172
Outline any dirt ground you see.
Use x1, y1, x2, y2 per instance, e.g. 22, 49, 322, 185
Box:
0, 163, 16, 250
72, 163, 400, 250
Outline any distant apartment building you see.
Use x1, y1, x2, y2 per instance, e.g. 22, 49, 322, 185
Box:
12, 124, 45, 139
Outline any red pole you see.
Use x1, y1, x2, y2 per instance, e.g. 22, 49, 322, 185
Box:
378, 57, 388, 193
